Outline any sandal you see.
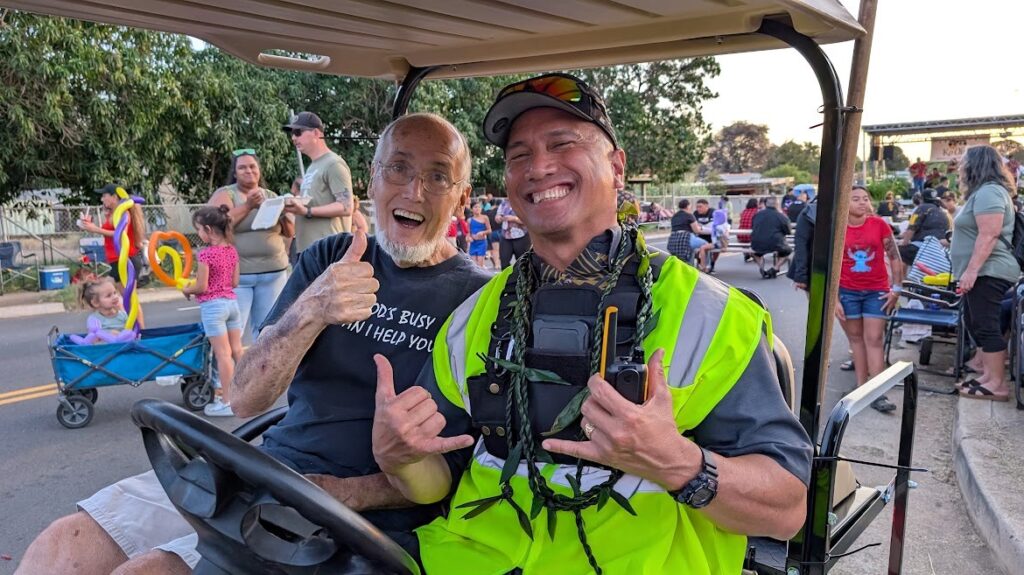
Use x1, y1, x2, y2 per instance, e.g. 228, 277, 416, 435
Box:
840, 359, 855, 371
958, 384, 1009, 402
959, 379, 982, 390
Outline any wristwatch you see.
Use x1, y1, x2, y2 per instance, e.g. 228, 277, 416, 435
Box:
669, 447, 719, 509
305, 205, 314, 219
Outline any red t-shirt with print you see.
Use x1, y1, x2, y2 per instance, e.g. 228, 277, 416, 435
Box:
840, 215, 891, 291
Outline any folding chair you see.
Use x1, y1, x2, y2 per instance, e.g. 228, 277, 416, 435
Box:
884, 237, 966, 379
0, 240, 38, 294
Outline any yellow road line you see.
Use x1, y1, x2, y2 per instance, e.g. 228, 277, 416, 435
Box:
0, 389, 58, 406
0, 383, 58, 400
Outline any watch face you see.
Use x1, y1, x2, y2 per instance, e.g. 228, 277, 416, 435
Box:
691, 487, 714, 507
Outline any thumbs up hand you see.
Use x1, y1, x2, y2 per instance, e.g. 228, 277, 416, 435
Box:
304, 230, 379, 325
372, 354, 475, 476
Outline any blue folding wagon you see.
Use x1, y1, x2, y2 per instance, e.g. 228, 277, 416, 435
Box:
47, 323, 213, 428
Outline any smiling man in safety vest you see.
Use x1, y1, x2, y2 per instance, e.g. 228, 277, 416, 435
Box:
372, 73, 812, 574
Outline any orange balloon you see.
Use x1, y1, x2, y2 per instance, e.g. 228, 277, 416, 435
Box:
148, 231, 194, 289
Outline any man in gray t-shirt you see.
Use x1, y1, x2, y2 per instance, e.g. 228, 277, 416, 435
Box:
283, 111, 354, 252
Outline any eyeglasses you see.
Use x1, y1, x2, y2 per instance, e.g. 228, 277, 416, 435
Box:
497, 74, 583, 103
290, 128, 309, 138
232, 148, 256, 157
376, 162, 465, 195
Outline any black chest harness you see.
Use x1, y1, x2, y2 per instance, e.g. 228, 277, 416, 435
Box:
467, 250, 666, 464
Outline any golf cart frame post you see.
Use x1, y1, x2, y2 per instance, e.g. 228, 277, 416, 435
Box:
390, 19, 915, 575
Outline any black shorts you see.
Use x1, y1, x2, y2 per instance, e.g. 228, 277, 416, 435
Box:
108, 253, 145, 285
754, 246, 792, 258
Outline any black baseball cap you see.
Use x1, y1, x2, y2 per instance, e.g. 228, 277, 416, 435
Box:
93, 183, 121, 195
483, 73, 618, 150
283, 111, 324, 133
921, 188, 942, 204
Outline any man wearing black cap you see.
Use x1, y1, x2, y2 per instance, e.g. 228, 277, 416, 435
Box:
898, 187, 951, 264
373, 73, 811, 574
282, 111, 355, 253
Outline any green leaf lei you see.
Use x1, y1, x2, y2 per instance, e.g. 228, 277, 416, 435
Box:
460, 224, 656, 574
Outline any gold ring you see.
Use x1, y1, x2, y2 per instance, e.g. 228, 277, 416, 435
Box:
582, 422, 596, 439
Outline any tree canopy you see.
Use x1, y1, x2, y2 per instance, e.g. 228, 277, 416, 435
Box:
704, 121, 771, 174
0, 11, 721, 205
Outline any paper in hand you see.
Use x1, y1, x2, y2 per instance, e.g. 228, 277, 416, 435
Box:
251, 197, 286, 230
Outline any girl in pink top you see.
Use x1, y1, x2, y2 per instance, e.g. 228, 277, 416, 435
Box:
183, 205, 242, 417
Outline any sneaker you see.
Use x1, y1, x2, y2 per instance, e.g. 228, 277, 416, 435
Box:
870, 395, 897, 413
204, 399, 234, 417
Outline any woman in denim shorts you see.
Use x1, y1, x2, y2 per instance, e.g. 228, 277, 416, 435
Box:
836, 187, 904, 412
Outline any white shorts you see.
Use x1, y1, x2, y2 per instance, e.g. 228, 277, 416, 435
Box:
78, 470, 201, 568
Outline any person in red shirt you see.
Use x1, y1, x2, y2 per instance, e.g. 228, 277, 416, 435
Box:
836, 186, 904, 412
909, 157, 927, 193
79, 184, 146, 328
738, 198, 759, 261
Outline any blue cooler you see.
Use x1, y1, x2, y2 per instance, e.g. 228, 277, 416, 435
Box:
40, 266, 70, 290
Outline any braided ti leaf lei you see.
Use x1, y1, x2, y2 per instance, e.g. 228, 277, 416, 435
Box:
459, 224, 657, 574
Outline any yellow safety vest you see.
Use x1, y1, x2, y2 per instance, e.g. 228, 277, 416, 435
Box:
419, 256, 771, 574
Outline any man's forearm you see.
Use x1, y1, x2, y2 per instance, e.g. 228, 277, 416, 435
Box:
700, 453, 807, 540
383, 454, 454, 505
313, 201, 352, 218
305, 472, 414, 511
231, 304, 325, 417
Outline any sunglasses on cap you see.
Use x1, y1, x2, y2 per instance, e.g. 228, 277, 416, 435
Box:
232, 148, 256, 157
497, 74, 584, 103
486, 73, 617, 149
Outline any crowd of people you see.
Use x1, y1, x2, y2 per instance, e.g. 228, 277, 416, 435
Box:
17, 62, 1024, 574
18, 73, 811, 575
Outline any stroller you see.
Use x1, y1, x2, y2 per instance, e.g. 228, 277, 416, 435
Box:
883, 236, 967, 378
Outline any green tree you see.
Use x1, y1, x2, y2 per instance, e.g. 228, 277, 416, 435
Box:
766, 141, 820, 174
704, 121, 771, 174
162, 48, 295, 202
883, 145, 909, 172
0, 12, 193, 203
575, 59, 720, 183
763, 164, 812, 184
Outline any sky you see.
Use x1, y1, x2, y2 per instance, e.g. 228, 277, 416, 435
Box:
700, 0, 1024, 159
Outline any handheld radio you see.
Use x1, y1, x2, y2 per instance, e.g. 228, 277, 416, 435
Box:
600, 306, 648, 404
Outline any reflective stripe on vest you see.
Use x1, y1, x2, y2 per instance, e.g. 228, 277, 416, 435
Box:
422, 255, 770, 574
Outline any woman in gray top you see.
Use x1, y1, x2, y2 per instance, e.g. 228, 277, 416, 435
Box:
208, 150, 293, 343
951, 145, 1020, 401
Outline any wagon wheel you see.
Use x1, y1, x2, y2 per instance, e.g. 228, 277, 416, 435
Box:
57, 396, 94, 429
181, 377, 214, 411
919, 337, 933, 366
69, 388, 99, 404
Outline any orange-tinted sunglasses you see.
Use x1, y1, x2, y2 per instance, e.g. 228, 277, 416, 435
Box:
497, 74, 584, 103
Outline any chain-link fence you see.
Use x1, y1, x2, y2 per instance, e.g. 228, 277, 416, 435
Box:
0, 204, 206, 291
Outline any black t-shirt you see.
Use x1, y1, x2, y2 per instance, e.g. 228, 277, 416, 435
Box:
693, 208, 713, 239
258, 234, 490, 535
751, 209, 792, 253
670, 210, 696, 232
786, 200, 807, 223
909, 202, 950, 242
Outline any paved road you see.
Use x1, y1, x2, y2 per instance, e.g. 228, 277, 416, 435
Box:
0, 250, 1002, 573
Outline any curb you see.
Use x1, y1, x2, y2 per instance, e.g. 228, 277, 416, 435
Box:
0, 288, 185, 320
953, 398, 1024, 575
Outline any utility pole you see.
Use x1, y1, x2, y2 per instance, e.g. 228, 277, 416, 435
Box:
838, 0, 878, 194
290, 109, 306, 178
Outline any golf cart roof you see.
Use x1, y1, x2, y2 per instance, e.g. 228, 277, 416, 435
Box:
3, 0, 862, 80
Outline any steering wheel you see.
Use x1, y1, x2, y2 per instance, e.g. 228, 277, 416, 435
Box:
131, 398, 421, 575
